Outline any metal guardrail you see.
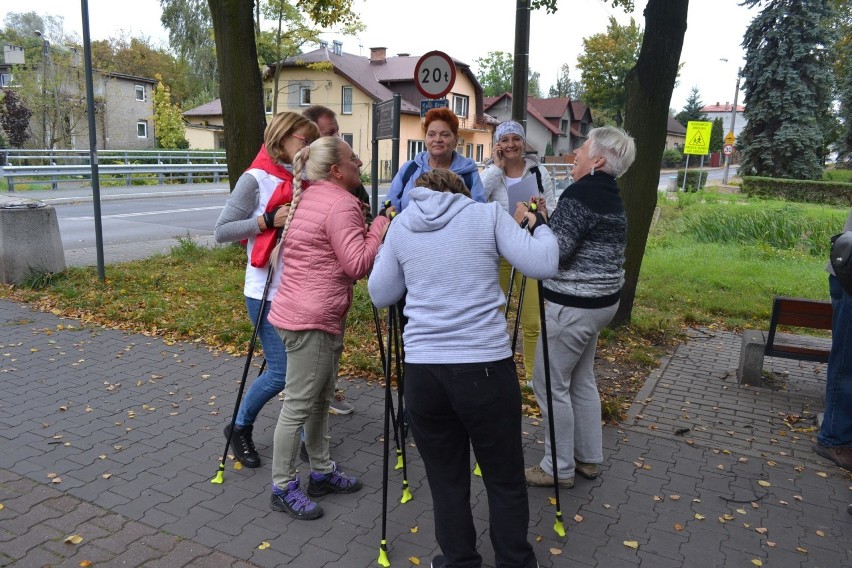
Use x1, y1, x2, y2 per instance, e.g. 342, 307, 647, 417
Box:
1, 149, 228, 192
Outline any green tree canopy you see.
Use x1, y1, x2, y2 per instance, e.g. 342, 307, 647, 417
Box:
675, 86, 707, 127
576, 16, 642, 126
548, 63, 583, 99
152, 74, 187, 149
739, 0, 835, 179
709, 117, 724, 153
474, 51, 542, 97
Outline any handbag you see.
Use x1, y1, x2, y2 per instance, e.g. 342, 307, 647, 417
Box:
830, 231, 852, 295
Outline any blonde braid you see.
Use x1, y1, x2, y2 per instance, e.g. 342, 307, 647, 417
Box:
280, 146, 308, 244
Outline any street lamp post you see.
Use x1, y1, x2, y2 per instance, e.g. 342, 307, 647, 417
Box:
722, 67, 741, 185
34, 31, 49, 148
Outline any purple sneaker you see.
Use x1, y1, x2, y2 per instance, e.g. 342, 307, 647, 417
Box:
307, 462, 362, 497
270, 479, 323, 520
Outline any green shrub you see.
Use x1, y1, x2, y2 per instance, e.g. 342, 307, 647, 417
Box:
741, 176, 852, 206
661, 148, 683, 168
676, 170, 708, 192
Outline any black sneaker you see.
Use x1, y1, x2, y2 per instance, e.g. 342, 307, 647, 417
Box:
431, 555, 446, 568
270, 479, 323, 520
307, 462, 362, 497
224, 423, 260, 468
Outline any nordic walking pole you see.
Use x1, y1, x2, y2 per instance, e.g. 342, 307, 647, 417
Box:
374, 304, 405, 473
211, 260, 276, 484
511, 275, 527, 354
377, 307, 395, 567
392, 304, 412, 503
537, 278, 565, 536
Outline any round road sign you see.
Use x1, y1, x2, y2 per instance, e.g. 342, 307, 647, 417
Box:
414, 51, 456, 99
723, 144, 733, 156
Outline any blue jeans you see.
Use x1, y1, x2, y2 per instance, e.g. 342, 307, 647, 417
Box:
818, 275, 852, 447
235, 296, 287, 427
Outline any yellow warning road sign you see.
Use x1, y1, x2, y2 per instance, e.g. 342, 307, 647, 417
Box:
724, 131, 736, 145
684, 121, 712, 155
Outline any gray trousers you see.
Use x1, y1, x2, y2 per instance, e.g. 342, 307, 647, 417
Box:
532, 300, 618, 478
271, 327, 343, 486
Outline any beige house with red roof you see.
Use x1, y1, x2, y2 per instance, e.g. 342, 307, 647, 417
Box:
265, 43, 496, 180
183, 99, 225, 150
483, 93, 592, 157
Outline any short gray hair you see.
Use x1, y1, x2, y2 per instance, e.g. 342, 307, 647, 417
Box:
587, 126, 636, 178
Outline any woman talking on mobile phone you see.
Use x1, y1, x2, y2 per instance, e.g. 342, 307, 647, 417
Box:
480, 121, 557, 381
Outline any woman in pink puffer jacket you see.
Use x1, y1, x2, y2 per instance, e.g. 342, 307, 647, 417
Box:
266, 136, 394, 521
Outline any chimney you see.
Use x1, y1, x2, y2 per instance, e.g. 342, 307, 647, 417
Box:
332, 40, 342, 56
370, 47, 387, 64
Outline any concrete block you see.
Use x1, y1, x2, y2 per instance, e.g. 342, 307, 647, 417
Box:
738, 330, 766, 386
0, 198, 66, 284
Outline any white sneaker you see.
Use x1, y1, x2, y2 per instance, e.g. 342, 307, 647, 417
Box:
329, 390, 354, 415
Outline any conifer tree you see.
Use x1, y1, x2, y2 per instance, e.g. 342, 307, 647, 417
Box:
739, 0, 835, 179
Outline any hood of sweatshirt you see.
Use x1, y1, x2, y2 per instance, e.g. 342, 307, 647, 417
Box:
398, 186, 476, 233
414, 150, 480, 176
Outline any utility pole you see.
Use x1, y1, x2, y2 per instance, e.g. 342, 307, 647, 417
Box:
511, 0, 530, 131
722, 67, 741, 185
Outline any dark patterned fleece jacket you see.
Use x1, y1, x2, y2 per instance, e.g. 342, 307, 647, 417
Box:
542, 172, 627, 309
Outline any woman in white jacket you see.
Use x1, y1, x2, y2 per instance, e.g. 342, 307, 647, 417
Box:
480, 121, 557, 381
369, 169, 558, 568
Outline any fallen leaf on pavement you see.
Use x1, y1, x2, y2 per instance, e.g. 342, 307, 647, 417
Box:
795, 547, 808, 554
257, 542, 270, 550
64, 535, 83, 544
409, 557, 421, 566
573, 514, 584, 523
755, 528, 768, 535
815, 472, 828, 478
623, 541, 639, 549
694, 514, 705, 520
550, 548, 563, 555
757, 480, 771, 487
410, 526, 418, 533
674, 523, 684, 532
751, 559, 763, 566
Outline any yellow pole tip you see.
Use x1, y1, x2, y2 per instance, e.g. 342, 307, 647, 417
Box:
377, 548, 390, 567
210, 472, 224, 484
400, 488, 413, 503
473, 464, 482, 477
553, 521, 566, 537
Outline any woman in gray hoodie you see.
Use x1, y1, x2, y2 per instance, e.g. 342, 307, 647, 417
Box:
369, 169, 558, 568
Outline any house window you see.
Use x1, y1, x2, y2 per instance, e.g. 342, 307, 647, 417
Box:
137, 121, 148, 138
408, 140, 425, 160
342, 86, 353, 115
342, 133, 354, 147
299, 86, 311, 106
264, 88, 273, 114
465, 144, 473, 159
580, 122, 589, 136
476, 144, 484, 163
135, 84, 146, 101
452, 95, 469, 117
0, 73, 12, 87
561, 119, 569, 133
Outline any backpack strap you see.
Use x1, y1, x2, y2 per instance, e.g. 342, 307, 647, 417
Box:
529, 166, 544, 194
462, 171, 474, 192
397, 161, 421, 201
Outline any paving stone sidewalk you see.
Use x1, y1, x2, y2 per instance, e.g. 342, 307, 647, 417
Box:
1, 299, 850, 567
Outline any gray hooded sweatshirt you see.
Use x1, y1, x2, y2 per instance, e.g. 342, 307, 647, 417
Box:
368, 186, 559, 364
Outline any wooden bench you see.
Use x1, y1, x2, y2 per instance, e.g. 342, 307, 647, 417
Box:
738, 297, 833, 385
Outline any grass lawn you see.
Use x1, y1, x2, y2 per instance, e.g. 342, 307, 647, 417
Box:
1, 186, 845, 419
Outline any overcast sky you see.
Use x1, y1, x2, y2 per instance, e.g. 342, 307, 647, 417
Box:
2, 0, 755, 110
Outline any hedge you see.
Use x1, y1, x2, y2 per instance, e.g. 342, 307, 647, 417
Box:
741, 176, 852, 206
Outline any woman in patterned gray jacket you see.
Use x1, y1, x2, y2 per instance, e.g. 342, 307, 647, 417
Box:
523, 126, 636, 489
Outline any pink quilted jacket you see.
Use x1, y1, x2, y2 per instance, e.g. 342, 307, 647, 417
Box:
267, 179, 389, 335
